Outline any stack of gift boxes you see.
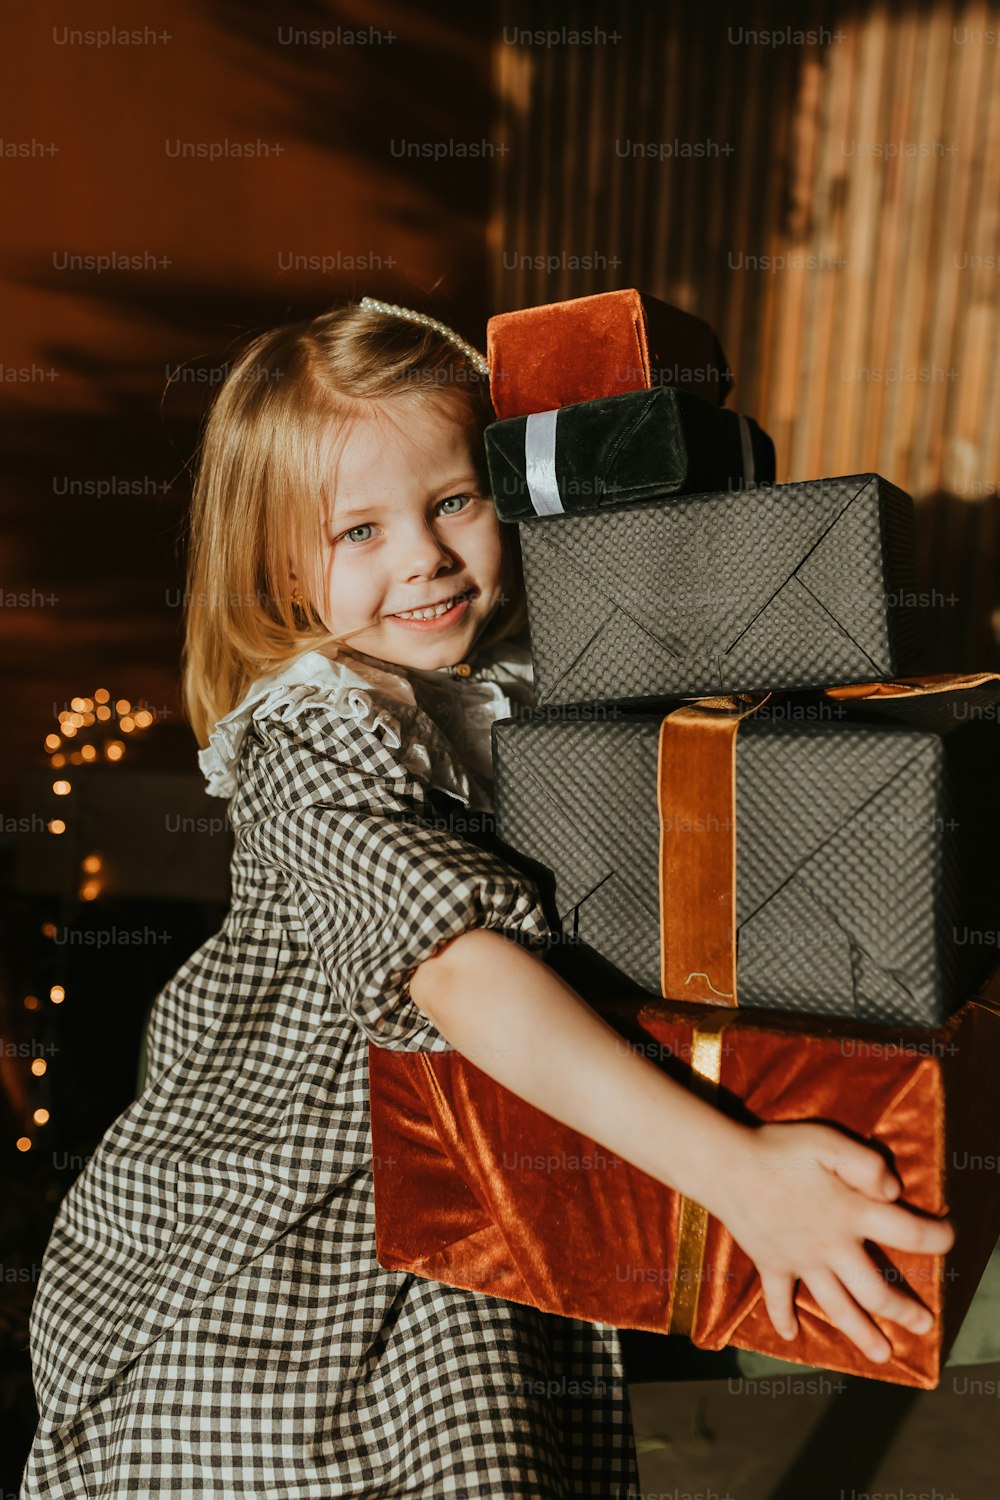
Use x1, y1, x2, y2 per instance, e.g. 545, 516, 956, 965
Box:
369, 289, 1000, 1389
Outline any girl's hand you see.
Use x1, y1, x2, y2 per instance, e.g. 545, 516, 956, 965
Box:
709, 1120, 956, 1364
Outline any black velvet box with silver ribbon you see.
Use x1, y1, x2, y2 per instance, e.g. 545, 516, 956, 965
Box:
485, 386, 775, 522
484, 389, 923, 703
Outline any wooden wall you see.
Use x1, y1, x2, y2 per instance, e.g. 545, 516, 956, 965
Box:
490, 0, 1000, 670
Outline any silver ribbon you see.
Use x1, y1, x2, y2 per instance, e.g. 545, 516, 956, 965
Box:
523, 408, 564, 515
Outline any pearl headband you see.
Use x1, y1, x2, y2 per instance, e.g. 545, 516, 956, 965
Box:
358, 295, 490, 376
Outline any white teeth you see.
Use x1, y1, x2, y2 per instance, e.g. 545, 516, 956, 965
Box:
394, 592, 468, 621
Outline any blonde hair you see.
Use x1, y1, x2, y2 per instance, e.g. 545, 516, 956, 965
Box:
180, 300, 528, 748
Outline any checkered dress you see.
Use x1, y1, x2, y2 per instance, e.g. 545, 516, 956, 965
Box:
20, 643, 640, 1498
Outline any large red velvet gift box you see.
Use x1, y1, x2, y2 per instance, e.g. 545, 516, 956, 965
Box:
486, 287, 734, 418
369, 961, 1000, 1391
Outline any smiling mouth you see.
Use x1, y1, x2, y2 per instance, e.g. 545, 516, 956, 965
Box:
389, 589, 476, 621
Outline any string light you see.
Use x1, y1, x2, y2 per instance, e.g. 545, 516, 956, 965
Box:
22, 680, 168, 1151
45, 686, 160, 767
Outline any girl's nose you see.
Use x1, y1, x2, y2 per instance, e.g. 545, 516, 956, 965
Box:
401, 520, 455, 577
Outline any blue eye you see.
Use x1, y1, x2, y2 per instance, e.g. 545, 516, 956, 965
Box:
334, 494, 475, 545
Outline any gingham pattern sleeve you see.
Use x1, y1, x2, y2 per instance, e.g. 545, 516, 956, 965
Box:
238, 698, 555, 1051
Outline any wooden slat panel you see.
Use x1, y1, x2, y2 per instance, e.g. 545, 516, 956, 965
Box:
490, 0, 1000, 669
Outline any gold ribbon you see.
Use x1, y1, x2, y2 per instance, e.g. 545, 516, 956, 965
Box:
824, 671, 1000, 700
658, 694, 770, 1005
665, 1009, 740, 1335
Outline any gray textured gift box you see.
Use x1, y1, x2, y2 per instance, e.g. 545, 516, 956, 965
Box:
510, 472, 923, 705
492, 683, 1000, 1026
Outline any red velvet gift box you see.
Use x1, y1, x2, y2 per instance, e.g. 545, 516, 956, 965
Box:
486, 288, 734, 418
369, 966, 1000, 1390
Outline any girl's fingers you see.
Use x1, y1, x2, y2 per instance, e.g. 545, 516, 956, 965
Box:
827, 1246, 935, 1336
759, 1271, 798, 1340
802, 1268, 892, 1364
854, 1200, 956, 1256
811, 1130, 900, 1200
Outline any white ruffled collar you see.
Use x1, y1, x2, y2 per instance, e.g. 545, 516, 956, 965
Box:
198, 636, 535, 809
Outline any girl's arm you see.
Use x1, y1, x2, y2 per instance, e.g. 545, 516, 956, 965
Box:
408, 928, 955, 1364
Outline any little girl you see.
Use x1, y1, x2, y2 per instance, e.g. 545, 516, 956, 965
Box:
21, 297, 954, 1498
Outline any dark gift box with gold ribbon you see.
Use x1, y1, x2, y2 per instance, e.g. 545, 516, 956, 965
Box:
495, 471, 922, 705
486, 287, 734, 418
368, 961, 1000, 1390
492, 674, 1000, 1028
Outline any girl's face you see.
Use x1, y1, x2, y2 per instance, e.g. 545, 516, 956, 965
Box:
298, 397, 507, 670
